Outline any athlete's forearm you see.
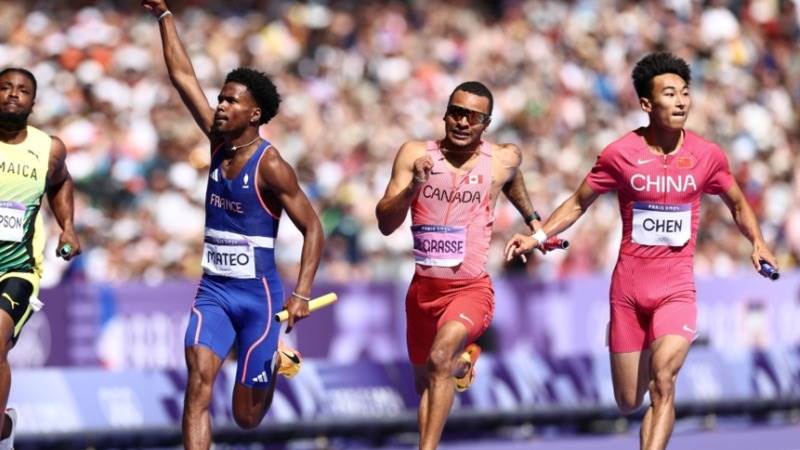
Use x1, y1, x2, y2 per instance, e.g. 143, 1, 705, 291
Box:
729, 198, 766, 245
376, 181, 420, 235
293, 218, 324, 296
157, 15, 197, 89
154, 14, 213, 134
46, 175, 76, 232
502, 169, 538, 229
539, 181, 598, 238
541, 193, 587, 237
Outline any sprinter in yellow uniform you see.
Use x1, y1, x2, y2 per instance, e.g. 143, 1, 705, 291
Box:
0, 67, 80, 449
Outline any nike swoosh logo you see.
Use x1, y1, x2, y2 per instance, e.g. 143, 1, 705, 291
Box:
459, 313, 474, 326
280, 350, 301, 364
682, 324, 696, 334
1, 293, 19, 310
637, 158, 655, 165
430, 171, 445, 175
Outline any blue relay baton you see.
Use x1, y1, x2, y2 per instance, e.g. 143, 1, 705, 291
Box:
58, 244, 72, 259
759, 261, 779, 281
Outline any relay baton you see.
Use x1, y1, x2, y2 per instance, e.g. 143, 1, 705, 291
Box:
274, 292, 338, 322
58, 244, 72, 258
541, 237, 569, 251
759, 261, 779, 281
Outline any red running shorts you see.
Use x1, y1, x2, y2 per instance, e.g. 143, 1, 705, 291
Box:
405, 273, 494, 365
609, 256, 697, 353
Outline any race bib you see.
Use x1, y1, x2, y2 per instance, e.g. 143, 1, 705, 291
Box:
412, 225, 466, 267
0, 201, 25, 243
202, 236, 256, 279
632, 202, 691, 247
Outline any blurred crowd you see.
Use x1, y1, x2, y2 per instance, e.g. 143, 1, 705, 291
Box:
1, 0, 798, 285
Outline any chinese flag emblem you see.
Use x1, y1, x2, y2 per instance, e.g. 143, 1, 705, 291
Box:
676, 157, 695, 169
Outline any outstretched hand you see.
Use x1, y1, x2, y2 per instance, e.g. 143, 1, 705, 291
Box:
141, 0, 169, 17
505, 233, 540, 263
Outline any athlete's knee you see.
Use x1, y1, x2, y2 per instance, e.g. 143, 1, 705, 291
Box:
185, 369, 215, 407
232, 408, 264, 430
650, 368, 677, 401
614, 390, 644, 414
426, 347, 455, 379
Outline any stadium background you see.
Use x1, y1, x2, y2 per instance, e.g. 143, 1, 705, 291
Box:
1, 0, 799, 448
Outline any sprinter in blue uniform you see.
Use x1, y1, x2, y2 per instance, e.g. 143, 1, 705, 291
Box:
143, 1, 324, 447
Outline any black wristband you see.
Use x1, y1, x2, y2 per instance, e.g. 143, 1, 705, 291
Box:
524, 211, 541, 223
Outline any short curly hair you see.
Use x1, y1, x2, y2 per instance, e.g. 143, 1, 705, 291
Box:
631, 52, 691, 99
224, 68, 281, 124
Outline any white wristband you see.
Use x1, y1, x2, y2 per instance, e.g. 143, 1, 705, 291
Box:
532, 229, 547, 244
158, 10, 172, 21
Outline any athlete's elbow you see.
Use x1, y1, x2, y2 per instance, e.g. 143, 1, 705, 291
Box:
377, 221, 394, 236
375, 206, 393, 235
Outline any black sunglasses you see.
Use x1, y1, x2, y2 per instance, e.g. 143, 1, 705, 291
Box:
446, 104, 490, 125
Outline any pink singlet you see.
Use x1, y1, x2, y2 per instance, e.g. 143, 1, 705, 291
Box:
585, 129, 734, 352
405, 140, 496, 365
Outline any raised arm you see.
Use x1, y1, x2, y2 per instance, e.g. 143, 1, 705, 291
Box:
259, 148, 324, 332
375, 141, 430, 235
505, 180, 599, 260
719, 181, 777, 271
142, 0, 214, 135
46, 137, 81, 260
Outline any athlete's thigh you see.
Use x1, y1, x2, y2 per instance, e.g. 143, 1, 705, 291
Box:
185, 278, 237, 361
610, 349, 651, 409
437, 277, 493, 348
649, 334, 691, 377
185, 344, 225, 385
406, 277, 438, 366
0, 273, 38, 344
232, 276, 283, 388
650, 295, 697, 345
609, 298, 650, 349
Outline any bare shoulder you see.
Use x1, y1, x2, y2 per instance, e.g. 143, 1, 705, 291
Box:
48, 135, 67, 160
259, 145, 291, 174
397, 140, 428, 159
494, 142, 522, 168
257, 145, 300, 194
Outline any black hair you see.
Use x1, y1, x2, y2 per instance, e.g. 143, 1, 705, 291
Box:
631, 52, 691, 99
224, 68, 281, 124
448, 81, 493, 115
0, 67, 37, 98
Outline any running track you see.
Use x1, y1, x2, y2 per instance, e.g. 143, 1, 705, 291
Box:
384, 424, 800, 450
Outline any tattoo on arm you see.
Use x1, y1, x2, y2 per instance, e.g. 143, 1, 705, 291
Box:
503, 169, 535, 219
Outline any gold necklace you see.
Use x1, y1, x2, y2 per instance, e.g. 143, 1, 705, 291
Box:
230, 136, 261, 152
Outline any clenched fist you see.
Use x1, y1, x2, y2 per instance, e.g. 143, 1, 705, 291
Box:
411, 155, 434, 185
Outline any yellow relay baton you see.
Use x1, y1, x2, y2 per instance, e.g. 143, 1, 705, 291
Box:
274, 292, 338, 323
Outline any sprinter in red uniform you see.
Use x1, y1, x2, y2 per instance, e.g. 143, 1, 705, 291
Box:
377, 81, 542, 450
505, 53, 777, 450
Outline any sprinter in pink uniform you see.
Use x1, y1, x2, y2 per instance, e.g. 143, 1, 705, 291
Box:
377, 81, 542, 450
505, 53, 778, 450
